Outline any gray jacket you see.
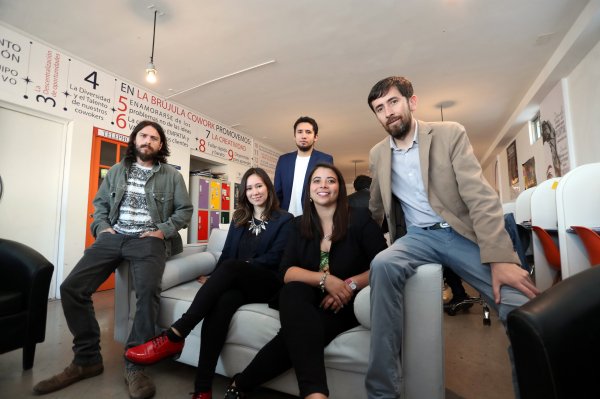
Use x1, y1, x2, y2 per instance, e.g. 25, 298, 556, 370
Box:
91, 159, 193, 257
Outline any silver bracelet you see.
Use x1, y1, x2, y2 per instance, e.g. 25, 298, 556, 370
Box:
319, 272, 329, 293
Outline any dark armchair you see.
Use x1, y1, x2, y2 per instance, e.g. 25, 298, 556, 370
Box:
0, 238, 54, 369
507, 266, 600, 399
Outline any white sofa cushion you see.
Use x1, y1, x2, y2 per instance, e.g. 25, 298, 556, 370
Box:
114, 229, 445, 399
206, 228, 228, 257
160, 248, 217, 291
225, 303, 281, 350
224, 303, 370, 374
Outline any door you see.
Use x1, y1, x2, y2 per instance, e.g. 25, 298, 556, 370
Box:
0, 106, 66, 298
86, 128, 128, 291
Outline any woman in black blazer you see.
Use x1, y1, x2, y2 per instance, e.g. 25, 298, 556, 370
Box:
126, 167, 293, 399
225, 163, 387, 399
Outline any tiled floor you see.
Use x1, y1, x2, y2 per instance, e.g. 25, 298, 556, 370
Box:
0, 289, 514, 398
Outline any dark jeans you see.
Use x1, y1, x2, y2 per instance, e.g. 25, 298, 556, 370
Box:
170, 259, 281, 393
236, 281, 358, 398
60, 233, 166, 367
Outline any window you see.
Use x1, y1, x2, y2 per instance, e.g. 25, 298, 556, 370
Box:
529, 112, 541, 144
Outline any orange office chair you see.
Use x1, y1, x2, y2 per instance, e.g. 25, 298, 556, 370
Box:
531, 226, 562, 285
571, 226, 600, 267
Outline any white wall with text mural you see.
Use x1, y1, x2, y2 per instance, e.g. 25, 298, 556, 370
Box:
0, 23, 281, 297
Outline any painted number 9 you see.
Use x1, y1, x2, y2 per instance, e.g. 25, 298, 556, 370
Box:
228, 149, 234, 160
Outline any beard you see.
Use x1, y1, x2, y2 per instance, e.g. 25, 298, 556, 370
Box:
135, 145, 159, 162
296, 142, 314, 152
385, 113, 413, 141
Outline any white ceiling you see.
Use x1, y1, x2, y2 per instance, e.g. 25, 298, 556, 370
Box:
0, 0, 596, 182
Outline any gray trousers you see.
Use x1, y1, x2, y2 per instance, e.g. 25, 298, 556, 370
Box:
366, 226, 528, 399
60, 232, 166, 367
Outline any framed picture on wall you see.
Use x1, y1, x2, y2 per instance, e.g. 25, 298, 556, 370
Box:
522, 157, 537, 189
539, 80, 572, 178
507, 140, 519, 198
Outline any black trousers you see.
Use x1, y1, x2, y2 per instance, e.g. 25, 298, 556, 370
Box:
61, 233, 166, 367
170, 259, 281, 392
236, 281, 358, 398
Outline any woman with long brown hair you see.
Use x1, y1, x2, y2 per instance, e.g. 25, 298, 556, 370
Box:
224, 163, 387, 399
126, 167, 293, 399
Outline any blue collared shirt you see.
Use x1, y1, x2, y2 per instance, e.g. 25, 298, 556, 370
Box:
390, 125, 444, 228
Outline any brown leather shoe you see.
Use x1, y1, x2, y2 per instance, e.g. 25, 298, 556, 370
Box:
124, 368, 156, 399
33, 362, 104, 394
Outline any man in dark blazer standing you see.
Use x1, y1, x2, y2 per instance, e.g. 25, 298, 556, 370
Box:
274, 116, 333, 216
365, 76, 539, 398
348, 175, 372, 209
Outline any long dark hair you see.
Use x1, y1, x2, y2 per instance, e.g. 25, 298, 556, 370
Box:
124, 120, 170, 165
233, 167, 280, 227
300, 163, 349, 241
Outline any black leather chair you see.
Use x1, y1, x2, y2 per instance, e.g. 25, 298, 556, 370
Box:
507, 265, 600, 399
0, 238, 54, 369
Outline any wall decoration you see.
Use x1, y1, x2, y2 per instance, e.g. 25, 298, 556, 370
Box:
0, 24, 279, 168
539, 80, 571, 178
522, 157, 537, 189
507, 140, 519, 198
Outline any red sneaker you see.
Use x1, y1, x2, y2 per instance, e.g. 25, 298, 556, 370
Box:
192, 392, 212, 399
125, 332, 184, 365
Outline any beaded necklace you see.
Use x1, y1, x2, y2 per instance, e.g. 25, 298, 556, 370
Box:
248, 217, 268, 236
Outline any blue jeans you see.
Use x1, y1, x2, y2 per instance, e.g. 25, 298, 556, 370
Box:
366, 226, 528, 399
60, 232, 166, 367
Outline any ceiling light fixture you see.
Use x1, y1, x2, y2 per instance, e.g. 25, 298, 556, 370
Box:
166, 60, 276, 99
146, 9, 158, 84
435, 100, 456, 121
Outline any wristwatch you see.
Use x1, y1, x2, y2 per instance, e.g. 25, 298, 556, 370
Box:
345, 278, 357, 291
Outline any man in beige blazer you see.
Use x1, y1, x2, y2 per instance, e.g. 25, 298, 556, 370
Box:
365, 76, 539, 399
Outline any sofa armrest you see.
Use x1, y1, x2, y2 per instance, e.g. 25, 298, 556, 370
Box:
114, 230, 229, 344
354, 286, 371, 328
113, 248, 218, 344
160, 249, 218, 291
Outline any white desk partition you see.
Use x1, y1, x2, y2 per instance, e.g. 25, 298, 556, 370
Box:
502, 201, 516, 216
556, 163, 600, 278
515, 187, 536, 225
530, 178, 561, 291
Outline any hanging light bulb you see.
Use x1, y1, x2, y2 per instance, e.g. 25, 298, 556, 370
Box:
145, 10, 158, 84
146, 62, 157, 83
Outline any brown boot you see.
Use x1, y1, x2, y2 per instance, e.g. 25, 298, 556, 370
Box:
33, 362, 104, 394
124, 368, 156, 399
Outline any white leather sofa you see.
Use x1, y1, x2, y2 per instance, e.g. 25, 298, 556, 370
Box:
114, 229, 444, 399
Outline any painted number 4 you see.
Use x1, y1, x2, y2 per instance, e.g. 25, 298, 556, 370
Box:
84, 71, 99, 89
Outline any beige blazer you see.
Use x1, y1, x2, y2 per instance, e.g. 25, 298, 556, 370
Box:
369, 120, 519, 265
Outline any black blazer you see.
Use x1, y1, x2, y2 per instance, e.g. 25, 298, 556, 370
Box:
217, 209, 293, 272
279, 207, 387, 282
